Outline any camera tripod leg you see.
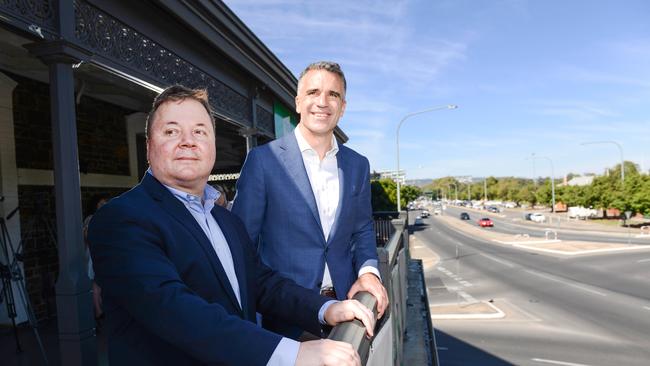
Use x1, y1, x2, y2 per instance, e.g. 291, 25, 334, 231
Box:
16, 277, 49, 365
1, 273, 23, 353
1, 216, 49, 365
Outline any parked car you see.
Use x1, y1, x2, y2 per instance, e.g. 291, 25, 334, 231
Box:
460, 212, 470, 220
529, 213, 546, 223
414, 216, 424, 225
478, 218, 494, 227
421, 210, 430, 218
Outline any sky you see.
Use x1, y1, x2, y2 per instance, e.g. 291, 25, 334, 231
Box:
223, 0, 650, 180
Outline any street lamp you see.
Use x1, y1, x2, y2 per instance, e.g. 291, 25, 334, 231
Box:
396, 104, 458, 211
580, 140, 625, 182
527, 155, 556, 212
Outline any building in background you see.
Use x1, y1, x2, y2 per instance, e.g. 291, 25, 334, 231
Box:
0, 1, 344, 364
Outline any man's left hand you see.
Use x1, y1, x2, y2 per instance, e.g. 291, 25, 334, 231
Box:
347, 273, 388, 319
323, 300, 375, 338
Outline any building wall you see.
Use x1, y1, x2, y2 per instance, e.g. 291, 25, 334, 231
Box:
7, 71, 133, 319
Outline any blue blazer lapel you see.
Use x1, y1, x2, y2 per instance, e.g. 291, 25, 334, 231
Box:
142, 174, 243, 313
279, 133, 323, 237
211, 208, 249, 317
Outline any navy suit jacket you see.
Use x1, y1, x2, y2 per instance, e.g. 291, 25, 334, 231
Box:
232, 132, 377, 338
88, 173, 328, 365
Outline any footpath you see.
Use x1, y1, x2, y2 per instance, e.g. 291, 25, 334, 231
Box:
410, 235, 504, 320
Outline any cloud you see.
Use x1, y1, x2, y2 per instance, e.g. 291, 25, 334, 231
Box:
225, 0, 468, 92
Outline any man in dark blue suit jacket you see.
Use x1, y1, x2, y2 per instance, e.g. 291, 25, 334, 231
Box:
232, 62, 388, 339
89, 86, 374, 365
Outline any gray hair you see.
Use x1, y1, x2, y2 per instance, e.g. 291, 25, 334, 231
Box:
298, 61, 347, 96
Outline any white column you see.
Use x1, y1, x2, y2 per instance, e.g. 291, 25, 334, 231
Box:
0, 71, 27, 323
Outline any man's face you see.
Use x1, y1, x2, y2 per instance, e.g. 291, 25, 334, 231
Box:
147, 99, 216, 195
295, 69, 346, 137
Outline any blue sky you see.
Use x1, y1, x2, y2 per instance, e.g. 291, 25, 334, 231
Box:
224, 0, 650, 180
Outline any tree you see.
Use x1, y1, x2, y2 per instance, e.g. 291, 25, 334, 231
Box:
371, 179, 422, 211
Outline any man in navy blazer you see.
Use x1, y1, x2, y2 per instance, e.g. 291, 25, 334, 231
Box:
232, 62, 388, 339
88, 85, 374, 365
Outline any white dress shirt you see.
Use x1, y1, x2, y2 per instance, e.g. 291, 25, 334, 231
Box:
294, 128, 380, 289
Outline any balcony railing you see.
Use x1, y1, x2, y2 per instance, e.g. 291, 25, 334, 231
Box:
329, 213, 437, 365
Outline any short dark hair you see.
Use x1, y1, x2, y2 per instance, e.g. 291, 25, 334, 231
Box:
145, 85, 215, 139
298, 61, 347, 97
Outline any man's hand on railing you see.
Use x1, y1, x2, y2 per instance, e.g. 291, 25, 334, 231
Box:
324, 299, 375, 338
295, 339, 361, 366
347, 273, 389, 319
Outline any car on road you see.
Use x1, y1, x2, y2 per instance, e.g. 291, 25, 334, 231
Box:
524, 213, 533, 220
478, 218, 494, 227
433, 208, 442, 215
529, 213, 546, 223
487, 206, 500, 213
460, 212, 470, 220
414, 216, 424, 225
421, 210, 430, 218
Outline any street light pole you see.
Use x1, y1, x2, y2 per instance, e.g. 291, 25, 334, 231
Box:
580, 140, 625, 182
531, 152, 537, 185
528, 155, 556, 212
396, 104, 458, 211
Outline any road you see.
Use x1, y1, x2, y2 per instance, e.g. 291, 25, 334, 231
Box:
444, 206, 650, 245
412, 211, 650, 366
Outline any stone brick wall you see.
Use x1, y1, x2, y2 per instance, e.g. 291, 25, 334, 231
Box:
11, 71, 132, 175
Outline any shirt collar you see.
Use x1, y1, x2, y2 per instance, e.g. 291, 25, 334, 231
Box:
147, 168, 219, 208
294, 126, 339, 157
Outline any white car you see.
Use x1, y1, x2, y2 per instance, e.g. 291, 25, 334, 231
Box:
414, 216, 424, 225
530, 213, 546, 223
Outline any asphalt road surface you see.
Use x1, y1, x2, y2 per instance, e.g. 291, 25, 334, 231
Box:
444, 206, 650, 245
412, 211, 650, 366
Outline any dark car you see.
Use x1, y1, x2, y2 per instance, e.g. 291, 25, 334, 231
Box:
478, 218, 494, 227
487, 206, 499, 213
524, 213, 533, 220
460, 212, 470, 220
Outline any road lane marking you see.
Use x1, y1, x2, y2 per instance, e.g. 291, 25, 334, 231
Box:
638, 258, 650, 263
481, 253, 515, 267
436, 347, 448, 351
525, 270, 606, 297
531, 358, 592, 366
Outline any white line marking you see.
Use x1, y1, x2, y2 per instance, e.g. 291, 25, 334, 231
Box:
643, 306, 650, 311
436, 347, 448, 351
531, 358, 592, 366
638, 258, 650, 263
514, 244, 649, 256
525, 270, 607, 297
481, 253, 515, 267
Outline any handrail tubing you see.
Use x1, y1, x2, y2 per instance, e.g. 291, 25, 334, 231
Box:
329, 222, 406, 364
328, 291, 378, 364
